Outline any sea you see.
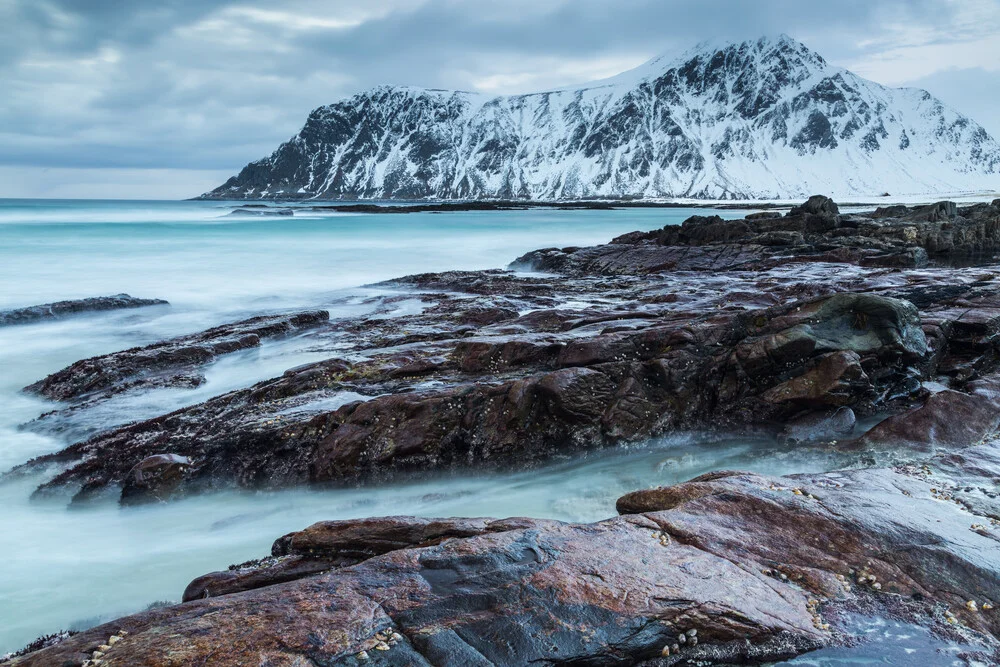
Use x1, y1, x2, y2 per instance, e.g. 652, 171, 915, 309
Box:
0, 199, 984, 664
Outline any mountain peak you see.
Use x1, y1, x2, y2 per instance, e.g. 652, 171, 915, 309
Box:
589, 34, 827, 92
687, 33, 803, 54
678, 34, 827, 73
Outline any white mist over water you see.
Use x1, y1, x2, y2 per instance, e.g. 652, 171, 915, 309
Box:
0, 199, 964, 661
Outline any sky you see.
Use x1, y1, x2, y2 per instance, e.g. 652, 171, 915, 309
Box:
1, 0, 999, 199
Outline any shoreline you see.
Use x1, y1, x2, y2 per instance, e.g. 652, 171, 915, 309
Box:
6, 195, 1000, 664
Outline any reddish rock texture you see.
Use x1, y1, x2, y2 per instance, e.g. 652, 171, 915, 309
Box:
8, 436, 1000, 665
24, 310, 330, 401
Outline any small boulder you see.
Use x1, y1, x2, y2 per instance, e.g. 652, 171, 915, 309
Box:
736, 293, 928, 381
788, 195, 839, 218
794, 293, 927, 359
616, 471, 743, 514
856, 388, 1000, 451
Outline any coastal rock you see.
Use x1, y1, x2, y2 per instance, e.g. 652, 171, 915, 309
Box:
760, 351, 870, 406
120, 454, 192, 505
787, 194, 840, 218
14, 288, 933, 504
778, 407, 857, 444
12, 198, 1000, 506
9, 196, 1000, 664
855, 383, 1000, 451
11, 439, 1000, 665
516, 198, 1000, 275
0, 294, 167, 327
24, 310, 330, 401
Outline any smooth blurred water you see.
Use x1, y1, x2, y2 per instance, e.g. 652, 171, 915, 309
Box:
0, 199, 704, 312
0, 199, 979, 661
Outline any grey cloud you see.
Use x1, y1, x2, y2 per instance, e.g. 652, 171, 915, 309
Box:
6, 0, 234, 56
0, 0, 997, 197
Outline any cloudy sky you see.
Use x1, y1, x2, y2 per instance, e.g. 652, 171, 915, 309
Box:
2, 0, 998, 199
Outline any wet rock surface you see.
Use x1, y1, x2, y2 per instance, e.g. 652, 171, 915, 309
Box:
8, 199, 1000, 507
0, 294, 168, 326
6, 197, 1000, 665
23, 310, 330, 401
9, 437, 1000, 665
119, 454, 193, 505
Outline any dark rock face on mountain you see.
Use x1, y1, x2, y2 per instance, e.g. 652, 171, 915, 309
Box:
0, 294, 167, 326
198, 36, 1000, 201
24, 310, 329, 401
10, 438, 1000, 665
10, 198, 1000, 508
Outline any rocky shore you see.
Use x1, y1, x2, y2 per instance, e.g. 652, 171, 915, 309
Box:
25, 310, 329, 402
7, 440, 1000, 665
10, 197, 1000, 505
5, 196, 1000, 664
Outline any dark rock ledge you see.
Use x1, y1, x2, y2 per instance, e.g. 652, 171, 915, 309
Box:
0, 294, 167, 327
7, 197, 1000, 506
220, 200, 809, 217
7, 435, 1000, 665
23, 310, 330, 401
515, 196, 1000, 272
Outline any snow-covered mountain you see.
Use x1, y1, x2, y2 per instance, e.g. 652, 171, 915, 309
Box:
200, 35, 1000, 201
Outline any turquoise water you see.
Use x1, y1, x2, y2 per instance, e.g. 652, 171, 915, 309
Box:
0, 200, 985, 662
0, 199, 697, 312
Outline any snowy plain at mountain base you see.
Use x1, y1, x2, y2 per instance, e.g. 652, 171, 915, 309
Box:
656, 190, 1000, 207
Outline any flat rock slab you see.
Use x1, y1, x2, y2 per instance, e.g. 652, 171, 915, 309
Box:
24, 310, 330, 401
0, 294, 167, 326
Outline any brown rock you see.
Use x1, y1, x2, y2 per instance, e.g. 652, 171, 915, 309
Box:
856, 387, 1000, 451
762, 351, 870, 406
13, 442, 1000, 665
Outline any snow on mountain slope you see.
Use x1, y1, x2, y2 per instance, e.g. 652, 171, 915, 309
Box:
200, 35, 1000, 201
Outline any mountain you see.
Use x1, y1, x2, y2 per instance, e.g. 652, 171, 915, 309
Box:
199, 35, 1000, 201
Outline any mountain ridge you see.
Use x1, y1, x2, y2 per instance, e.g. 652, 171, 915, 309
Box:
199, 35, 1000, 201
